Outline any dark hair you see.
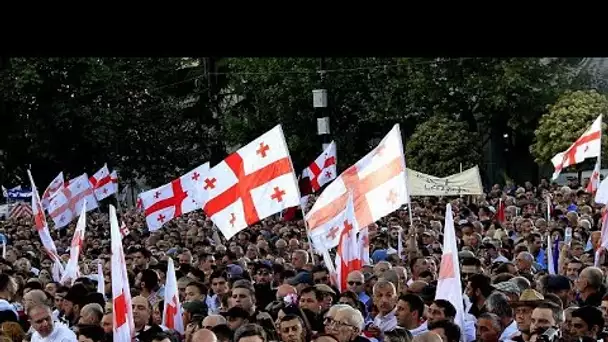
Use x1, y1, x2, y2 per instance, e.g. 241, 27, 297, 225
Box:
461, 257, 481, 268
300, 286, 323, 301
234, 323, 267, 342
494, 262, 515, 275
186, 281, 208, 296
467, 274, 493, 298
572, 306, 604, 333
76, 324, 106, 342
428, 320, 461, 342
311, 265, 328, 274
383, 327, 412, 342
209, 270, 228, 284
134, 247, 151, 259
492, 273, 514, 283
211, 324, 233, 341
535, 301, 563, 325
398, 294, 424, 318
432, 299, 456, 319
150, 331, 179, 342
140, 269, 159, 291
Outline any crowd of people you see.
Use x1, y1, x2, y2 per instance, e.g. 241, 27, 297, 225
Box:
0, 176, 605, 342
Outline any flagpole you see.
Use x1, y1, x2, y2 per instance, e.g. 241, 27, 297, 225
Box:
277, 124, 318, 265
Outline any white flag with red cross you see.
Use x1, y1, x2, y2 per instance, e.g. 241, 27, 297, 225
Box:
587, 158, 601, 195
48, 174, 99, 229
27, 170, 62, 266
552, 114, 602, 180
162, 258, 184, 334
302, 141, 337, 193
306, 124, 409, 250
60, 201, 87, 285
110, 205, 135, 342
140, 162, 210, 231
110, 171, 118, 193
435, 203, 465, 341
334, 194, 362, 292
89, 164, 117, 201
41, 172, 65, 210
203, 125, 301, 240
358, 226, 371, 265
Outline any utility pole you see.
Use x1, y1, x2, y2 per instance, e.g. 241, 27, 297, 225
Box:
313, 58, 330, 151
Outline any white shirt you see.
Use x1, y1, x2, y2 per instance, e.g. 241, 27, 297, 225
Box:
31, 322, 77, 342
499, 320, 519, 342
409, 321, 428, 337
206, 294, 220, 314
373, 308, 398, 332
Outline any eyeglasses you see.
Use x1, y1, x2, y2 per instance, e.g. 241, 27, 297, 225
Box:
257, 271, 269, 276
347, 281, 362, 286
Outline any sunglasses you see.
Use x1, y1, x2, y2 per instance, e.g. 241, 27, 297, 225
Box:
347, 281, 363, 286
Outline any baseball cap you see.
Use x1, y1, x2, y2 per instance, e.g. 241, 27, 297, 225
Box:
226, 264, 244, 280
494, 281, 521, 296
288, 272, 313, 286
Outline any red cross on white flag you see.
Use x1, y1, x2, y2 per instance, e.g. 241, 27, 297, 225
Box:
162, 258, 184, 334
435, 203, 466, 341
89, 163, 118, 201
334, 194, 362, 292
302, 141, 337, 192
48, 174, 99, 229
551, 114, 602, 180
27, 170, 63, 265
358, 226, 371, 265
203, 125, 300, 240
307, 124, 409, 251
110, 205, 135, 341
60, 200, 87, 285
41, 172, 65, 210
139, 162, 210, 231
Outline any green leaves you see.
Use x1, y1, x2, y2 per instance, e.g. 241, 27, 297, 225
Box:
531, 90, 608, 165
405, 116, 481, 177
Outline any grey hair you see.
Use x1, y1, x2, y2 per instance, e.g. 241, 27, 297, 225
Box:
517, 252, 534, 263
373, 279, 396, 296
81, 303, 104, 323
510, 276, 531, 292
336, 305, 364, 330
486, 292, 513, 319
583, 267, 603, 290
479, 312, 502, 331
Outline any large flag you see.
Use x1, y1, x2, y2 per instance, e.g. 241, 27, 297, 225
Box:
48, 174, 99, 229
552, 114, 602, 180
2, 186, 32, 200
435, 203, 465, 340
306, 124, 408, 250
110, 205, 135, 342
162, 258, 184, 335
27, 170, 62, 264
90, 164, 117, 201
41, 172, 65, 210
203, 125, 300, 240
60, 201, 87, 285
140, 162, 210, 231
334, 195, 362, 292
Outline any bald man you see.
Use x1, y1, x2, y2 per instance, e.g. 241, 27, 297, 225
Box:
346, 271, 372, 312
192, 328, 218, 342
276, 284, 297, 299
202, 314, 227, 329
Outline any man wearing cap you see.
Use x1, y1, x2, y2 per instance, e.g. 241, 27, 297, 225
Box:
224, 306, 250, 332
287, 272, 314, 293
494, 282, 522, 302
62, 284, 88, 327
182, 300, 208, 328
510, 289, 544, 342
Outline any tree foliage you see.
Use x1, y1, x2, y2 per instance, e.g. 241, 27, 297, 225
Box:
405, 116, 481, 177
0, 57, 219, 187
224, 57, 584, 176
531, 89, 608, 165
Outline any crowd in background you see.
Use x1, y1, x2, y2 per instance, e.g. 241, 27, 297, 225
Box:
0, 176, 605, 342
